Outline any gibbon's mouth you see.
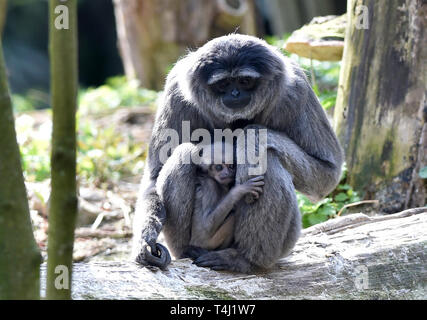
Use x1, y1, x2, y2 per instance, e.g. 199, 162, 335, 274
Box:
222, 96, 251, 110
220, 177, 234, 184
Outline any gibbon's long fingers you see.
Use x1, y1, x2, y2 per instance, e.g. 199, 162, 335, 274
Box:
248, 176, 264, 182
142, 243, 171, 270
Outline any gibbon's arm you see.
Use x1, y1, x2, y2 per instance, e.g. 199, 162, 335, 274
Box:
198, 176, 264, 235
133, 81, 205, 263
247, 81, 343, 202
266, 129, 342, 202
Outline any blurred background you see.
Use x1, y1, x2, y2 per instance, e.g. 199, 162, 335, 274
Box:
3, 0, 345, 100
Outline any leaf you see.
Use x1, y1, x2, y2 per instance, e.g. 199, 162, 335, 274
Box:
338, 184, 351, 191
307, 212, 330, 226
320, 96, 337, 110
312, 85, 320, 96
350, 194, 361, 203
302, 204, 337, 228
419, 166, 427, 179
317, 204, 336, 217
334, 192, 349, 202
302, 214, 312, 228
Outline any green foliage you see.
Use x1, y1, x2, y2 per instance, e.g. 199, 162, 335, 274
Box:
419, 166, 427, 179
298, 164, 361, 228
12, 95, 35, 112
17, 76, 152, 185
16, 114, 51, 182
79, 76, 158, 114
313, 86, 338, 110
76, 76, 154, 186
77, 118, 146, 187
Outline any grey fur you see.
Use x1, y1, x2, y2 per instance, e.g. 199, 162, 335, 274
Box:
132, 34, 343, 273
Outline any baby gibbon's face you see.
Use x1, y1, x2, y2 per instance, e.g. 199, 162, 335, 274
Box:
209, 163, 235, 185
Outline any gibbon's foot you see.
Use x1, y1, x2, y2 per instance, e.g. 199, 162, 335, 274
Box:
181, 246, 210, 260
193, 249, 253, 273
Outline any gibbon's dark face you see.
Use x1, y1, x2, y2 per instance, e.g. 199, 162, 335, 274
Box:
208, 72, 259, 110
187, 35, 285, 122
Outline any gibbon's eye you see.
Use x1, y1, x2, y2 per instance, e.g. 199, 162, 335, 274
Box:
215, 164, 223, 171
213, 79, 231, 93
238, 76, 256, 90
228, 164, 234, 169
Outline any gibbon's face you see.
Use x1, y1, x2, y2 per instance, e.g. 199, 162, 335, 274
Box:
208, 70, 260, 110
188, 34, 284, 123
209, 163, 236, 185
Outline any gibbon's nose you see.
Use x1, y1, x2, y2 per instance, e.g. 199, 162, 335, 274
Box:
231, 88, 240, 97
220, 172, 229, 179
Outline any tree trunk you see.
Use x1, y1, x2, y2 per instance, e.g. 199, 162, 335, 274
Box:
41, 208, 427, 299
113, 0, 257, 90
0, 0, 6, 36
46, 0, 78, 300
334, 0, 427, 213
0, 41, 41, 299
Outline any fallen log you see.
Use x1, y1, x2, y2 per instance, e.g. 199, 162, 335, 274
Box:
41, 208, 427, 299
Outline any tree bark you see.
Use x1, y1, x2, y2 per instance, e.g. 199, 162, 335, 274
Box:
0, 41, 41, 299
46, 0, 78, 300
113, 0, 257, 90
334, 0, 427, 213
0, 0, 6, 36
41, 208, 427, 299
